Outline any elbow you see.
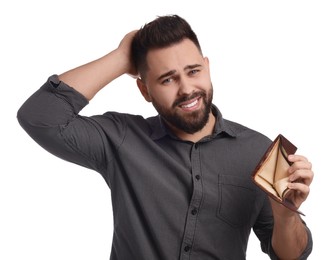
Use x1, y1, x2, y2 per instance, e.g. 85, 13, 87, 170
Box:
17, 101, 32, 134
16, 96, 50, 138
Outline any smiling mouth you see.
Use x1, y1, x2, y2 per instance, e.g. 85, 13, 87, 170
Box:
179, 97, 201, 110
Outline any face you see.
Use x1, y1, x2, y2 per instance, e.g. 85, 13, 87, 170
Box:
137, 39, 213, 134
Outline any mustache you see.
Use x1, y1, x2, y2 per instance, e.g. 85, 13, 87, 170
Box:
172, 91, 206, 108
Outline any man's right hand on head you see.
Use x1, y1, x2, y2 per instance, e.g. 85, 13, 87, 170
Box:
118, 30, 139, 79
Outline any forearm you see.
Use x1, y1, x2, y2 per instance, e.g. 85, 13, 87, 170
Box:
271, 209, 308, 259
59, 49, 129, 100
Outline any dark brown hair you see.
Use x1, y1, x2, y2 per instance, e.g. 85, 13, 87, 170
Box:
131, 15, 202, 81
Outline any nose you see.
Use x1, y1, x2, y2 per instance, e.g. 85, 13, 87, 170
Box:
177, 76, 193, 96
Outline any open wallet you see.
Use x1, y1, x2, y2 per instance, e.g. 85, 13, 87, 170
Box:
251, 134, 304, 215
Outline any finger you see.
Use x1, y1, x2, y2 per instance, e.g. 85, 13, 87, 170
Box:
288, 155, 313, 174
288, 181, 310, 197
288, 154, 308, 163
289, 169, 314, 186
288, 160, 313, 174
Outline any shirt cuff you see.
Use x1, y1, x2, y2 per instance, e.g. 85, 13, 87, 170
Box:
46, 74, 89, 114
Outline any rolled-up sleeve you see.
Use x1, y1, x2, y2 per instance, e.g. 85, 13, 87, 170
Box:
253, 195, 313, 260
269, 225, 313, 260
17, 75, 109, 175
18, 75, 88, 126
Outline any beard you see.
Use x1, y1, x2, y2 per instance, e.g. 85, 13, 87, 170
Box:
152, 86, 213, 134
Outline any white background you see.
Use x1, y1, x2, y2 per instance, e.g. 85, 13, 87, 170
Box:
1, 1, 335, 259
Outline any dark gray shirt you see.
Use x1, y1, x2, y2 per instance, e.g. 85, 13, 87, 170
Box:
17, 75, 312, 260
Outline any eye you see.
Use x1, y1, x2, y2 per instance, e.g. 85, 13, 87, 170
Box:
161, 77, 173, 85
188, 69, 199, 76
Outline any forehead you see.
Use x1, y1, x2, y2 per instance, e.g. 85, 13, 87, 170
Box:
146, 39, 203, 75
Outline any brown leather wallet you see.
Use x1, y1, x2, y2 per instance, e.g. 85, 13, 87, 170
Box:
251, 134, 304, 215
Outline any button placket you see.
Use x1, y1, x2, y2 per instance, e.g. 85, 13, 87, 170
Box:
179, 143, 203, 259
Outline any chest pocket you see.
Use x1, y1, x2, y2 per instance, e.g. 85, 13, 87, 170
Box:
217, 174, 256, 228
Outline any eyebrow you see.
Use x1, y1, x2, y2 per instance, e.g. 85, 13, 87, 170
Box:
157, 64, 202, 81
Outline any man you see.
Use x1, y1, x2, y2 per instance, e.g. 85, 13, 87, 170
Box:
17, 15, 313, 259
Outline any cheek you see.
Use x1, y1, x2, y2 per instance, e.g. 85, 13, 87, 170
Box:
200, 78, 213, 93
151, 88, 177, 107
200, 73, 212, 86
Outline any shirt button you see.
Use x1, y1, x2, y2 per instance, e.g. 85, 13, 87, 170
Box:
195, 175, 201, 180
191, 208, 198, 215
184, 245, 191, 252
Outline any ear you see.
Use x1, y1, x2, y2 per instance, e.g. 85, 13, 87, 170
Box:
203, 56, 210, 72
204, 56, 209, 66
136, 78, 152, 102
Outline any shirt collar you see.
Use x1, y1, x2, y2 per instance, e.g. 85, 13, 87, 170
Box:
211, 104, 237, 138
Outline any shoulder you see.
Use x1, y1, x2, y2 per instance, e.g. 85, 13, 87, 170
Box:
223, 118, 271, 142
94, 111, 151, 129
213, 105, 271, 145
93, 112, 161, 137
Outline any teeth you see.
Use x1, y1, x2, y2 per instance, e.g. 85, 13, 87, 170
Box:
182, 99, 198, 108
